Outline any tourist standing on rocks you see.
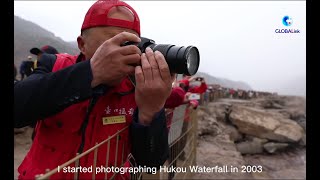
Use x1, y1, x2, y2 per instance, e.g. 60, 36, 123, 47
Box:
248, 90, 253, 99
229, 88, 235, 98
224, 104, 233, 125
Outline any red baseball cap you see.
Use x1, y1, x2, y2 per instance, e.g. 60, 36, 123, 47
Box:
81, 0, 140, 36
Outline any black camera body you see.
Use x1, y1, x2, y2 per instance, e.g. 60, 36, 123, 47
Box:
122, 37, 200, 76
195, 77, 204, 81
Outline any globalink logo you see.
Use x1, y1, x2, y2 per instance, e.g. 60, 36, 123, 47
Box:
282, 16, 293, 26
275, 15, 300, 33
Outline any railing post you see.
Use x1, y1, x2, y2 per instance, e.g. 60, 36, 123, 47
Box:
74, 153, 80, 180
92, 142, 99, 180
104, 136, 111, 180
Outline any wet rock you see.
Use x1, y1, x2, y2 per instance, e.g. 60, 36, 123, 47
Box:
263, 142, 289, 153
230, 105, 304, 143
278, 108, 306, 131
224, 125, 243, 142
195, 96, 306, 179
198, 116, 221, 136
194, 134, 253, 179
272, 119, 304, 142
299, 134, 306, 146
289, 110, 306, 121
236, 141, 263, 154
243, 147, 306, 179
261, 100, 284, 109
235, 137, 268, 154
206, 102, 231, 122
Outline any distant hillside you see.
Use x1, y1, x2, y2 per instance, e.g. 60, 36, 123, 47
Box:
14, 15, 79, 67
194, 72, 253, 90
68, 41, 78, 48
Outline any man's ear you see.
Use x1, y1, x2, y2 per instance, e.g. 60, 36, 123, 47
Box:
77, 36, 85, 54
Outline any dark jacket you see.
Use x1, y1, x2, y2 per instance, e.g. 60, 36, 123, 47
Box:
14, 53, 169, 169
19, 60, 34, 76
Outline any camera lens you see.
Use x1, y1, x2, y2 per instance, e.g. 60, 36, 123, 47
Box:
185, 46, 200, 75
148, 44, 200, 76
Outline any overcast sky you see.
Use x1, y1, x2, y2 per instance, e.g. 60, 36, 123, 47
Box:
14, 1, 306, 96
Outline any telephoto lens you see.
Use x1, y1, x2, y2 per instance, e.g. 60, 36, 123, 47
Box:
123, 37, 200, 76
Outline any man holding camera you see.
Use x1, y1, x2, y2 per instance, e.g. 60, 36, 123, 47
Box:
15, 1, 171, 179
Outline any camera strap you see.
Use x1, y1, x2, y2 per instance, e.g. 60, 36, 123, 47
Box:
116, 75, 136, 96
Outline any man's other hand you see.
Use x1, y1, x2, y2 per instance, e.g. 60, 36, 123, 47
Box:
135, 47, 172, 125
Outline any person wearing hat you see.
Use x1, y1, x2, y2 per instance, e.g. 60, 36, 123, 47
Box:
15, 1, 171, 179
30, 45, 59, 69
19, 55, 34, 80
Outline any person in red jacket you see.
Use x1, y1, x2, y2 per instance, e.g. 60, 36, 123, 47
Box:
164, 86, 186, 130
229, 88, 235, 98
165, 75, 186, 109
177, 75, 207, 161
178, 75, 207, 109
179, 75, 208, 94
15, 1, 172, 179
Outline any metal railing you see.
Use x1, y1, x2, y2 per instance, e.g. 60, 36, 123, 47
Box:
35, 126, 136, 180
164, 105, 197, 180
35, 105, 198, 180
33, 86, 272, 179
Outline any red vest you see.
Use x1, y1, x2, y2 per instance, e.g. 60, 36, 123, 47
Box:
18, 54, 136, 180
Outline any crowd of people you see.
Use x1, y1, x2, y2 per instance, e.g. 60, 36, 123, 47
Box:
202, 84, 277, 104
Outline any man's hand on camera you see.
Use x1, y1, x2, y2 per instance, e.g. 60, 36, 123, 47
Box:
90, 32, 142, 87
135, 47, 172, 125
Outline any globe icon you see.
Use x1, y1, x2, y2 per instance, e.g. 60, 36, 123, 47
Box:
282, 16, 293, 26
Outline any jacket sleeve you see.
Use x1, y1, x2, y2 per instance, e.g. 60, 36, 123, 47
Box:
164, 87, 186, 109
130, 108, 169, 169
14, 54, 95, 128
